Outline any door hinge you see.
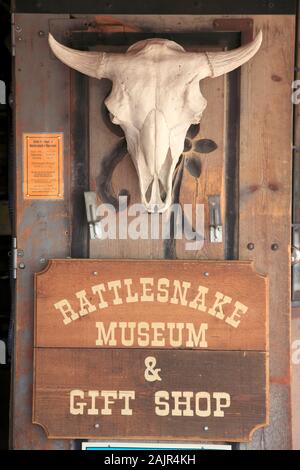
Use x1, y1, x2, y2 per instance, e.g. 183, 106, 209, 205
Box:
10, 237, 17, 280
11, 13, 16, 57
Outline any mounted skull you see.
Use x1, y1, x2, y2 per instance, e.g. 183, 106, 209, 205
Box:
49, 32, 262, 213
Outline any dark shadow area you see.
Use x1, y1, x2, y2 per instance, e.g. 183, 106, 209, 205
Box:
0, 0, 12, 451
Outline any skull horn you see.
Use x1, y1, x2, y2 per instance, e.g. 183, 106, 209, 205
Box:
48, 33, 110, 79
205, 30, 262, 78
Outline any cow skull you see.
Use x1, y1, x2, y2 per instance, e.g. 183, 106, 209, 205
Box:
49, 32, 262, 212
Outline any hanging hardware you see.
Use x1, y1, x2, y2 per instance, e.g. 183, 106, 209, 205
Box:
292, 245, 300, 265
208, 195, 222, 243
84, 192, 102, 240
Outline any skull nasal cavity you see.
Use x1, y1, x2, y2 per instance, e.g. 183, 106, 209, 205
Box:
145, 178, 167, 204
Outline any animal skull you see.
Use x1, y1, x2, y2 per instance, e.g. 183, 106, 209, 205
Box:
49, 32, 262, 212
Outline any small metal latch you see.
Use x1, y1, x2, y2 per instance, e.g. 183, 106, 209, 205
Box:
208, 195, 223, 243
84, 192, 102, 240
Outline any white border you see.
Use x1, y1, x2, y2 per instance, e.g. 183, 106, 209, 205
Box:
82, 441, 231, 450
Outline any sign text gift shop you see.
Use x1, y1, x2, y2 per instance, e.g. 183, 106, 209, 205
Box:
33, 260, 269, 441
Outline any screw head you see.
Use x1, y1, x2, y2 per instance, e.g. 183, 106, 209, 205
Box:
203, 272, 209, 277
247, 243, 255, 251
15, 25, 22, 32
93, 271, 98, 276
38, 30, 45, 37
17, 250, 24, 257
271, 243, 279, 251
94, 423, 100, 429
203, 425, 209, 431
40, 258, 46, 264
19, 262, 25, 269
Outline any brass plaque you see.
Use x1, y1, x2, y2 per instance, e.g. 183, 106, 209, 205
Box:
23, 133, 63, 199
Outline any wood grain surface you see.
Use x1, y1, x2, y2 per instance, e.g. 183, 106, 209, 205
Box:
33, 348, 268, 442
238, 15, 295, 450
12, 12, 290, 450
35, 259, 268, 350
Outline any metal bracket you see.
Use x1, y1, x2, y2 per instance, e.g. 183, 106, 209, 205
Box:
208, 195, 223, 243
0, 339, 6, 365
84, 192, 102, 240
292, 245, 300, 265
11, 13, 16, 57
9, 237, 17, 280
213, 18, 254, 45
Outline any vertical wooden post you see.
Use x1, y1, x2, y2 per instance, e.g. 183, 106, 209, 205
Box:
239, 15, 295, 449
12, 13, 72, 449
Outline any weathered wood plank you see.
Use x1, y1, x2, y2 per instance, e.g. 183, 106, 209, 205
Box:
177, 74, 226, 260
13, 13, 72, 449
34, 259, 268, 350
239, 15, 295, 449
33, 348, 268, 442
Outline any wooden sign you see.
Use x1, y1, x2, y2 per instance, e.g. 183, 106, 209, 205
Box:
33, 259, 269, 441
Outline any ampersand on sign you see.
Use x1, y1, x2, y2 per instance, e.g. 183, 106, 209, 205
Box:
144, 356, 162, 382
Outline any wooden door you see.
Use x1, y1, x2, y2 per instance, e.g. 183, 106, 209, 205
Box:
12, 7, 295, 450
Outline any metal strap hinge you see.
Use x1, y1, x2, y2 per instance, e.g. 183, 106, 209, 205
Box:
11, 13, 16, 57
10, 237, 17, 280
